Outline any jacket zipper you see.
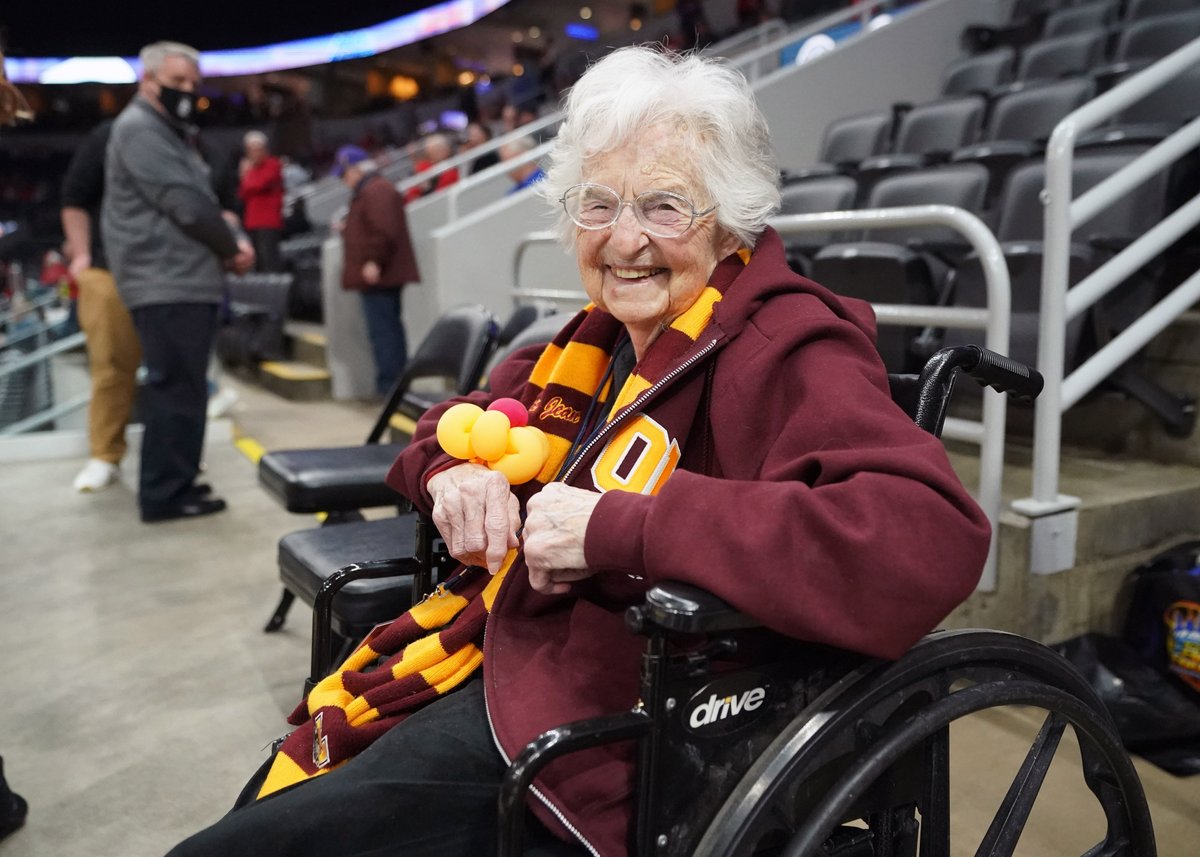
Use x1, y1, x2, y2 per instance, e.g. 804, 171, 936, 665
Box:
560, 336, 721, 484
481, 335, 723, 856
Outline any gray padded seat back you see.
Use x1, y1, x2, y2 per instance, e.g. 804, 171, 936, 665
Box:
780, 175, 858, 215
1124, 0, 1200, 21
1116, 62, 1200, 125
942, 48, 1015, 95
995, 145, 1168, 242
1043, 1, 1118, 37
1116, 10, 1200, 61
861, 164, 990, 244
893, 96, 986, 156
1017, 30, 1109, 81
819, 110, 894, 165
986, 77, 1095, 143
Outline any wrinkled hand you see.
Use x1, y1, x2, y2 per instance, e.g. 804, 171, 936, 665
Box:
362, 260, 381, 285
523, 483, 602, 595
228, 238, 256, 274
68, 251, 91, 280
428, 463, 520, 574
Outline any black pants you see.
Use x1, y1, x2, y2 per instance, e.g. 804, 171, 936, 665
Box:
249, 228, 283, 273
130, 302, 217, 512
166, 680, 582, 857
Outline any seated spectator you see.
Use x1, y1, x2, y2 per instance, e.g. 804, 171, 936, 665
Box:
462, 121, 500, 175
403, 132, 458, 203
498, 135, 545, 193
167, 46, 989, 857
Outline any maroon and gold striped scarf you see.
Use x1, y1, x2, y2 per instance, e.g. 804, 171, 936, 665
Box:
256, 251, 747, 799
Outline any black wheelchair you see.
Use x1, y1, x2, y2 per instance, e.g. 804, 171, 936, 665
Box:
303, 345, 1156, 857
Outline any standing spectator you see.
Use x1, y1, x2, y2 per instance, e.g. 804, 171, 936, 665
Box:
102, 41, 254, 523
402, 133, 458, 203
61, 118, 143, 493
498, 136, 545, 194
461, 121, 499, 175
332, 145, 420, 396
237, 130, 285, 272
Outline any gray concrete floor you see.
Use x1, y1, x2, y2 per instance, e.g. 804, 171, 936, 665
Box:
0, 377, 1196, 856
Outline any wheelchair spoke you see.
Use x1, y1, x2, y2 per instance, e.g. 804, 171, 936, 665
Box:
972, 712, 1066, 857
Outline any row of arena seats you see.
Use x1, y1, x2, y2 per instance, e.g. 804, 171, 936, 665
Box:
258, 302, 565, 643
962, 0, 1200, 54
775, 0, 1200, 436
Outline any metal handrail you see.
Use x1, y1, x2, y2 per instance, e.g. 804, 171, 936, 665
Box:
442, 139, 554, 220
1022, 36, 1200, 520
0, 292, 57, 327
0, 330, 85, 379
511, 204, 1012, 591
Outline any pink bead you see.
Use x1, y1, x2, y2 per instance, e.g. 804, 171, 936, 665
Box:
487, 397, 529, 427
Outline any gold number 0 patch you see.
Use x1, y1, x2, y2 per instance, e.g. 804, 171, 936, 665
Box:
590, 415, 681, 496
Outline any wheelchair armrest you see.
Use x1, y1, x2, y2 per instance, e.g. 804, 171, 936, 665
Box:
626, 581, 763, 635
309, 556, 425, 691
498, 710, 652, 857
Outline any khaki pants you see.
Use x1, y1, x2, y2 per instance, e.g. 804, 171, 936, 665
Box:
76, 267, 141, 463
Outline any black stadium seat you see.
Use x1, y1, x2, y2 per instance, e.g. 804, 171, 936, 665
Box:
783, 108, 894, 181
1042, 0, 1118, 38
1014, 29, 1109, 83
857, 95, 986, 182
1124, 0, 1200, 21
777, 174, 858, 275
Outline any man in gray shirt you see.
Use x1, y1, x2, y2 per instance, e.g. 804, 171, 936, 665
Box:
102, 40, 254, 523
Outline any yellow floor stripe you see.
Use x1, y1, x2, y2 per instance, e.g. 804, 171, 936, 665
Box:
389, 413, 419, 435
234, 436, 266, 464
259, 361, 331, 381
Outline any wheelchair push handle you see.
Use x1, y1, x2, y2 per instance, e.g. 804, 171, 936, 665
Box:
928, 345, 1044, 402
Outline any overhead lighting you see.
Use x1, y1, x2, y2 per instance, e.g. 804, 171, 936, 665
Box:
580, 6, 593, 20
389, 74, 419, 100
457, 70, 476, 86
196, 96, 211, 111
512, 63, 524, 76
630, 17, 642, 31
529, 26, 541, 39
511, 30, 524, 43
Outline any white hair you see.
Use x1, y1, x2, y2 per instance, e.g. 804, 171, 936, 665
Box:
540, 46, 780, 248
244, 130, 269, 148
139, 41, 201, 75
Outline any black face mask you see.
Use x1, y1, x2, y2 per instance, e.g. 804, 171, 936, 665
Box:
157, 83, 197, 122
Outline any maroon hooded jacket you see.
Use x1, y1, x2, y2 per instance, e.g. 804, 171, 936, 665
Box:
386, 227, 991, 855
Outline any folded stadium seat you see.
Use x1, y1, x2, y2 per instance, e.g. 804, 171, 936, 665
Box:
1093, 9, 1200, 89
776, 174, 859, 276
941, 47, 1015, 96
215, 271, 294, 368
1041, 0, 1119, 38
945, 147, 1192, 434
855, 95, 987, 192
951, 76, 1096, 203
273, 314, 566, 650
1109, 62, 1200, 128
780, 108, 895, 182
809, 163, 990, 372
480, 311, 570, 386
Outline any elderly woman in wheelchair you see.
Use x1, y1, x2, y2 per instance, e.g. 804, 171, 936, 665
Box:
170, 46, 1154, 857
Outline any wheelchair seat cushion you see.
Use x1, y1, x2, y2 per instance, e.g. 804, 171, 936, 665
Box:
278, 516, 418, 629
258, 443, 408, 513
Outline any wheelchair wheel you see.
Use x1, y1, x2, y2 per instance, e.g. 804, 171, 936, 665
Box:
693, 629, 1156, 857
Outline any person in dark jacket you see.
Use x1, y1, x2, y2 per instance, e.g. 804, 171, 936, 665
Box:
102, 41, 254, 523
168, 47, 989, 857
332, 144, 420, 395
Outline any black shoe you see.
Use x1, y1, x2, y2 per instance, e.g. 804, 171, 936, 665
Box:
187, 482, 213, 496
140, 497, 227, 523
0, 792, 27, 842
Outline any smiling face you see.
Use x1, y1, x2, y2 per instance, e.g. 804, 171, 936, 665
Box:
575, 124, 739, 358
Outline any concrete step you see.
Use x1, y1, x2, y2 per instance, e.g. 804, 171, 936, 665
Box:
255, 360, 331, 401
944, 441, 1200, 645
284, 321, 328, 369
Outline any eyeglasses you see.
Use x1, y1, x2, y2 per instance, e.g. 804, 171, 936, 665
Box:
560, 183, 716, 239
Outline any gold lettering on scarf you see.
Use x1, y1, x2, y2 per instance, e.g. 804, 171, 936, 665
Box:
538, 396, 582, 425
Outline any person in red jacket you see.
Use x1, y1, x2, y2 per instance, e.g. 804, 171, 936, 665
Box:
402, 132, 459, 203
333, 144, 420, 395
237, 131, 284, 272
168, 47, 990, 857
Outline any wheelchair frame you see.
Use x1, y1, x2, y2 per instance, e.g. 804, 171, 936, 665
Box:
304, 346, 1156, 857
